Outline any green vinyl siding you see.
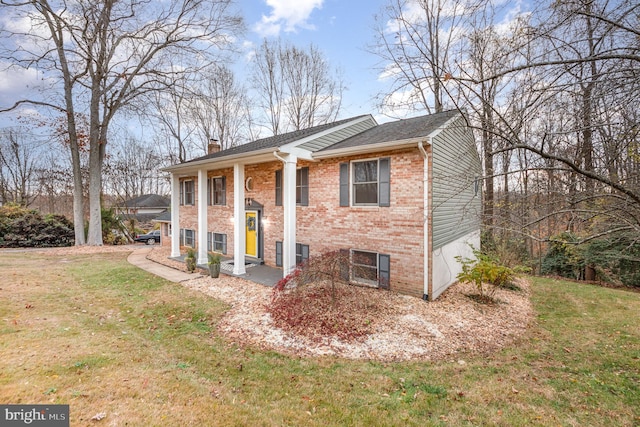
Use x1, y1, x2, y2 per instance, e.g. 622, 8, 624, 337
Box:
298, 118, 377, 152
431, 115, 482, 250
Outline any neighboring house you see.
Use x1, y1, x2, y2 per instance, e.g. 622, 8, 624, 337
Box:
152, 210, 172, 246
163, 110, 482, 300
117, 194, 170, 228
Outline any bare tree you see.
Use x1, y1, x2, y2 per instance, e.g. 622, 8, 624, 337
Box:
251, 38, 344, 135
103, 136, 168, 201
33, 150, 74, 216
372, 0, 640, 280
371, 0, 482, 115
0, 0, 243, 245
147, 78, 198, 164
190, 64, 252, 151
456, 0, 640, 259
0, 129, 41, 206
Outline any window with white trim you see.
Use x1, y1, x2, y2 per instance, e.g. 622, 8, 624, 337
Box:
351, 250, 390, 289
340, 158, 390, 207
207, 232, 227, 254
180, 180, 195, 206
352, 160, 378, 205
275, 167, 309, 206
296, 168, 309, 206
180, 228, 195, 248
209, 176, 226, 206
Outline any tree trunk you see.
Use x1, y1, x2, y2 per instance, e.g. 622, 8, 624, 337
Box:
482, 103, 494, 241
86, 127, 106, 245
71, 154, 85, 245
67, 113, 86, 246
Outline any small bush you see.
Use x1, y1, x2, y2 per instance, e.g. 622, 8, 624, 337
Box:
269, 281, 380, 342
456, 248, 527, 302
269, 251, 383, 341
272, 251, 351, 303
102, 208, 127, 245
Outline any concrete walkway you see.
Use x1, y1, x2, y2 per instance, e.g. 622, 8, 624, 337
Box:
127, 246, 196, 283
128, 246, 282, 287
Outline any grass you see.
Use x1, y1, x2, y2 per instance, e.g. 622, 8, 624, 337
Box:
0, 251, 638, 426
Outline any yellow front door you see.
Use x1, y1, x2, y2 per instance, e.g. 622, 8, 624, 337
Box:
245, 211, 258, 257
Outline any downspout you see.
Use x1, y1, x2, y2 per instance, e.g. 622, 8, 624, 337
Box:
273, 151, 286, 164
418, 139, 431, 301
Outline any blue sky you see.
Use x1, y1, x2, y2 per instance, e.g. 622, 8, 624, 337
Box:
237, 0, 389, 120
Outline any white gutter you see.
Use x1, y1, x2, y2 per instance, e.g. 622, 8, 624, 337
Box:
273, 151, 286, 164
313, 137, 421, 159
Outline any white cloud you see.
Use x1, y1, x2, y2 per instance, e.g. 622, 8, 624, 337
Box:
0, 64, 46, 99
242, 40, 256, 62
254, 0, 324, 37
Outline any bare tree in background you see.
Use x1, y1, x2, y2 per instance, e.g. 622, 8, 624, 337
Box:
251, 38, 344, 135
33, 151, 74, 216
147, 78, 198, 164
372, 0, 640, 281
371, 0, 481, 115
103, 136, 168, 201
0, 0, 243, 245
252, 39, 284, 135
0, 129, 40, 206
372, 0, 518, 238
190, 64, 252, 151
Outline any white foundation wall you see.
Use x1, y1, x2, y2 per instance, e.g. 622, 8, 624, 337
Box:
431, 230, 480, 300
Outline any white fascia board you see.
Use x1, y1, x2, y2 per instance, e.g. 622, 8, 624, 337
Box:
278, 115, 376, 153
278, 146, 315, 161
313, 137, 430, 159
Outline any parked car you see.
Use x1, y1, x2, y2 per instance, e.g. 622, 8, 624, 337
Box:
134, 229, 161, 245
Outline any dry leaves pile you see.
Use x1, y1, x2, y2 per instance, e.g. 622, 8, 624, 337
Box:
146, 247, 534, 362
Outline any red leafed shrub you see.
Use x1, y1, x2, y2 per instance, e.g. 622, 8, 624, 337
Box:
269, 251, 388, 342
268, 281, 382, 342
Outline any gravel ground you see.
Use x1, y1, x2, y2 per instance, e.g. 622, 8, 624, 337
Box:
148, 247, 534, 362
29, 245, 534, 362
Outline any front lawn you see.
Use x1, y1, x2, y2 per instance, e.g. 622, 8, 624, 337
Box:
0, 251, 638, 426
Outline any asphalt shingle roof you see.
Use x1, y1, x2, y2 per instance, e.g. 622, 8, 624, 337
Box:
320, 110, 459, 151
123, 194, 170, 208
185, 115, 370, 164
152, 211, 172, 222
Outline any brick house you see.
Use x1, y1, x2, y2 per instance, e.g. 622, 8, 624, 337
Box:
163, 110, 482, 300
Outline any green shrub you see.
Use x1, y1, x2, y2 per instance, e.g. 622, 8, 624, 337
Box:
101, 207, 127, 245
0, 204, 74, 247
541, 232, 584, 279
456, 248, 527, 300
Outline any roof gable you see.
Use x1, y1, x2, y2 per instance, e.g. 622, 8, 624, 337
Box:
184, 115, 373, 164
320, 110, 459, 152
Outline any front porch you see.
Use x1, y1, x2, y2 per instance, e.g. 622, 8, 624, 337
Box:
171, 254, 283, 287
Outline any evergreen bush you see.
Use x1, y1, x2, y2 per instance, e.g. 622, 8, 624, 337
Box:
0, 204, 74, 247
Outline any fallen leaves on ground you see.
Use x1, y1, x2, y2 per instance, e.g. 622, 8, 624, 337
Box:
147, 247, 534, 361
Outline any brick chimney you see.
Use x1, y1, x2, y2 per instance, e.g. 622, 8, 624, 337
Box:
208, 138, 221, 154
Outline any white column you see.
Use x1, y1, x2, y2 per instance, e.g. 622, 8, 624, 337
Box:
170, 173, 181, 258
233, 163, 246, 275
282, 154, 297, 275
197, 168, 208, 265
